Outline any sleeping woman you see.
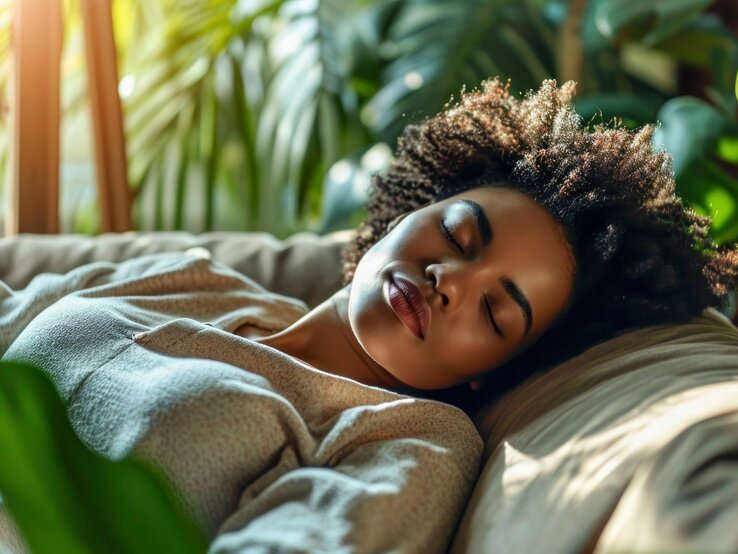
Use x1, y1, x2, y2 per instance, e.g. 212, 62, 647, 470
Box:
238, 77, 738, 411
2, 78, 737, 553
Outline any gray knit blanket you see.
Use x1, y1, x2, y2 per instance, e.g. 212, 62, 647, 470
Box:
0, 252, 482, 553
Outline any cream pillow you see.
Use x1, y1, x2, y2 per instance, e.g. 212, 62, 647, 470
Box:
452, 308, 738, 553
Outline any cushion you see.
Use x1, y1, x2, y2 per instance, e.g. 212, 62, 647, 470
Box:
0, 231, 352, 308
451, 308, 738, 553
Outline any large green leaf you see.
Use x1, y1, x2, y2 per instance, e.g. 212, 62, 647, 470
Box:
365, 0, 555, 141
121, 0, 284, 232
653, 96, 732, 176
677, 159, 738, 244
655, 16, 735, 67
653, 97, 738, 244
254, 0, 371, 234
0, 362, 207, 553
318, 142, 393, 233
595, 0, 716, 45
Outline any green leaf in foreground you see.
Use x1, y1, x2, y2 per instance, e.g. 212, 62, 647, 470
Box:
0, 361, 208, 554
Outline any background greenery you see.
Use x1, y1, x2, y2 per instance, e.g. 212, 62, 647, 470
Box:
0, 0, 736, 240
0, 361, 208, 553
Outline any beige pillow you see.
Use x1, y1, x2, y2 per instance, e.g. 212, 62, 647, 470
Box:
452, 308, 738, 553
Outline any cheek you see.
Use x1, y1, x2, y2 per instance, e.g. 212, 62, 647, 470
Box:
435, 320, 511, 376
454, 338, 501, 375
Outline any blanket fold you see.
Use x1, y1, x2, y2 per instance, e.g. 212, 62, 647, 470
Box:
1, 253, 482, 553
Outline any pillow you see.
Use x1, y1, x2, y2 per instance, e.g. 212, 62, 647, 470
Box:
0, 231, 352, 308
451, 308, 738, 553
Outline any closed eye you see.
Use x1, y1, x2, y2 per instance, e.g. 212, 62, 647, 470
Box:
484, 296, 504, 337
441, 220, 501, 336
440, 220, 463, 254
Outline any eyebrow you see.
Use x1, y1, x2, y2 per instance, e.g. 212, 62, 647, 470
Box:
502, 278, 533, 337
456, 199, 533, 337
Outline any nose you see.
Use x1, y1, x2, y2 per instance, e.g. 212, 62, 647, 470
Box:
425, 261, 469, 310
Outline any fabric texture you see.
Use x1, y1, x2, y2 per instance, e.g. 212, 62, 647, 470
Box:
451, 308, 738, 554
0, 252, 482, 553
5, 230, 738, 553
0, 230, 352, 308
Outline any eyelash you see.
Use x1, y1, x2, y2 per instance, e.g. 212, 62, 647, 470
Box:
440, 221, 463, 253
484, 296, 504, 338
441, 220, 504, 338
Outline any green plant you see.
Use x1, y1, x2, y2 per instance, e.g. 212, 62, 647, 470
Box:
118, 0, 737, 241
0, 361, 207, 553
654, 96, 738, 244
2, 0, 737, 243
111, 0, 381, 235
588, 0, 738, 244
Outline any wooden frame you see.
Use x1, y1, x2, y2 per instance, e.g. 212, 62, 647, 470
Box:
7, 0, 62, 234
81, 0, 132, 232
6, 0, 131, 235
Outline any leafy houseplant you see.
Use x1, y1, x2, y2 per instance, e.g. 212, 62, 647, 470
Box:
115, 0, 738, 243
0, 361, 207, 553
0, 0, 736, 243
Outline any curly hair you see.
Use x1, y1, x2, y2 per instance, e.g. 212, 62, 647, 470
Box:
341, 78, 738, 413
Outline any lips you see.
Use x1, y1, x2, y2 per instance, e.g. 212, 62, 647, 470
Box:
384, 275, 431, 339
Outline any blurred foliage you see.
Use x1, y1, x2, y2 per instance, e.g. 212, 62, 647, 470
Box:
654, 96, 738, 243
113, 0, 738, 241
0, 361, 207, 553
0, 0, 736, 241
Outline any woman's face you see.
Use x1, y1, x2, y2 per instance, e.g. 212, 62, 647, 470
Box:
348, 186, 575, 389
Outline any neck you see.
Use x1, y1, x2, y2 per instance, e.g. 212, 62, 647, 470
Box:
256, 286, 407, 390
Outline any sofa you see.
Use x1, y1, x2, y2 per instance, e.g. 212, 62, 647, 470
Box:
2, 231, 738, 553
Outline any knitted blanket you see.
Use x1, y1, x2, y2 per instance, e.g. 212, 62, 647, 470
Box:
0, 252, 482, 553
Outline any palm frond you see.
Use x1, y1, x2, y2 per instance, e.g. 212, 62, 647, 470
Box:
253, 0, 371, 234
364, 0, 556, 141
121, 0, 286, 231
